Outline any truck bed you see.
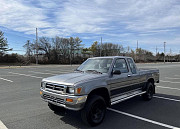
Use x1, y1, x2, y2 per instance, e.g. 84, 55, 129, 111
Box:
138, 68, 159, 74
138, 68, 159, 83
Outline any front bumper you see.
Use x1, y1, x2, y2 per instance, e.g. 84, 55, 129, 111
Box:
40, 88, 87, 111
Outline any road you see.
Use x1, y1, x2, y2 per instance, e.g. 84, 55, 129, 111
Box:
0, 63, 180, 129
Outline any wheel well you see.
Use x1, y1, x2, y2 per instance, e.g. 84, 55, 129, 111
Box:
88, 88, 110, 107
147, 78, 154, 85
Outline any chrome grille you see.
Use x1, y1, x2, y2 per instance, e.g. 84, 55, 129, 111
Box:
43, 94, 65, 104
45, 83, 66, 93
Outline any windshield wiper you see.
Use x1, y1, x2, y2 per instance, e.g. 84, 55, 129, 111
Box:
85, 70, 102, 74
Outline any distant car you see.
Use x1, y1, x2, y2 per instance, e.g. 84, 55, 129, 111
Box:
40, 56, 159, 126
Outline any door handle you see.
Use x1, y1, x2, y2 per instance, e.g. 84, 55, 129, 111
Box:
127, 75, 131, 77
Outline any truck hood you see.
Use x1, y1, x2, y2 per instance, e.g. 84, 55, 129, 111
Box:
43, 72, 107, 85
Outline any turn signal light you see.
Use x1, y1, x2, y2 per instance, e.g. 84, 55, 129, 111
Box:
66, 98, 73, 102
40, 91, 43, 95
77, 88, 82, 94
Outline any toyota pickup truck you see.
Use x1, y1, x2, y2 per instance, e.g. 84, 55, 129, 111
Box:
40, 56, 159, 126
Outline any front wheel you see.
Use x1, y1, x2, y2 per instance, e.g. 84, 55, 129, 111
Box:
81, 95, 106, 126
142, 82, 154, 101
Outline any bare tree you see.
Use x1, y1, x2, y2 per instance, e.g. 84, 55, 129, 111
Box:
38, 37, 51, 60
23, 40, 32, 59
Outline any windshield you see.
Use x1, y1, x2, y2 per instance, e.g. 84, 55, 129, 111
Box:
76, 58, 113, 73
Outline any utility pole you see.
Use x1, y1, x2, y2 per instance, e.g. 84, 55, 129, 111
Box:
164, 42, 166, 64
100, 37, 102, 57
135, 40, 138, 62
170, 48, 172, 63
35, 28, 38, 65
69, 38, 72, 66
156, 46, 158, 56
27, 40, 30, 60
137, 40, 138, 49
155, 46, 158, 62
179, 50, 180, 62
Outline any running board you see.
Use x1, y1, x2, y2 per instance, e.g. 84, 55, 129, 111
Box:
111, 90, 146, 105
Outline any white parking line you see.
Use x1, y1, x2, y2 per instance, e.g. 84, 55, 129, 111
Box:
165, 77, 180, 80
8, 72, 43, 79
28, 71, 57, 75
108, 108, 180, 129
0, 77, 13, 82
157, 86, 180, 91
0, 75, 20, 77
160, 80, 180, 84
154, 96, 180, 102
45, 70, 71, 74
0, 120, 8, 129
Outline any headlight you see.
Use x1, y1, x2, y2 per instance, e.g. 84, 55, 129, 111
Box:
67, 87, 82, 94
68, 87, 75, 94
41, 82, 46, 89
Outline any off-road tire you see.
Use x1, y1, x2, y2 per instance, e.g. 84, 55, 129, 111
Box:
142, 82, 154, 101
81, 95, 107, 127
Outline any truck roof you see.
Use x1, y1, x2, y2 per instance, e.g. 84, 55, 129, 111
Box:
89, 56, 132, 59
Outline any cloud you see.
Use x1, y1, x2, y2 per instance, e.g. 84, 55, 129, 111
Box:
1, 0, 180, 35
0, 0, 180, 53
0, 0, 51, 35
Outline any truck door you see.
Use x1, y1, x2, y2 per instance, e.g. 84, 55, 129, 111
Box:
127, 58, 142, 90
110, 58, 132, 97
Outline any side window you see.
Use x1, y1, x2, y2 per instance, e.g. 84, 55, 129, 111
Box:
114, 58, 129, 73
127, 58, 137, 74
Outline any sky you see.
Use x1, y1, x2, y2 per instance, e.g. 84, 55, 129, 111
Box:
0, 0, 180, 55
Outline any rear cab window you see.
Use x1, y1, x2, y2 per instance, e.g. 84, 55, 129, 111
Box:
127, 58, 137, 74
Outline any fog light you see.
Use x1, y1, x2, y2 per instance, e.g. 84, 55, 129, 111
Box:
66, 98, 73, 102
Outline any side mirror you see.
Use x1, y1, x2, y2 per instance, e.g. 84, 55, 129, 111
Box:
113, 70, 121, 75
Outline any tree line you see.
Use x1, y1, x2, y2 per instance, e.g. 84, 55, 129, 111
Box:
0, 30, 180, 64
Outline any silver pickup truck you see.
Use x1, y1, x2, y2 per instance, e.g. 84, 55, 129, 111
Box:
40, 56, 159, 126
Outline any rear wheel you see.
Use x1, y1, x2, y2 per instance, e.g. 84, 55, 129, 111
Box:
48, 103, 65, 113
81, 95, 106, 126
142, 82, 154, 101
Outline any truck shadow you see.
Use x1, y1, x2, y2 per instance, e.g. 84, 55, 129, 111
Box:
55, 93, 180, 129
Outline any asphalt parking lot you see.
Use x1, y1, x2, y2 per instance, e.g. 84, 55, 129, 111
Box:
0, 63, 180, 129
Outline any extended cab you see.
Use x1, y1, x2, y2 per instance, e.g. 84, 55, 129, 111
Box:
40, 56, 159, 126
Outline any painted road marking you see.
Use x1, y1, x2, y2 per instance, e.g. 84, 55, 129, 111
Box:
165, 77, 180, 80
8, 72, 43, 79
0, 120, 8, 129
157, 86, 180, 91
28, 71, 57, 75
154, 96, 180, 102
108, 108, 180, 129
45, 70, 71, 73
174, 75, 180, 77
0, 77, 13, 82
0, 75, 20, 77
160, 80, 180, 84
